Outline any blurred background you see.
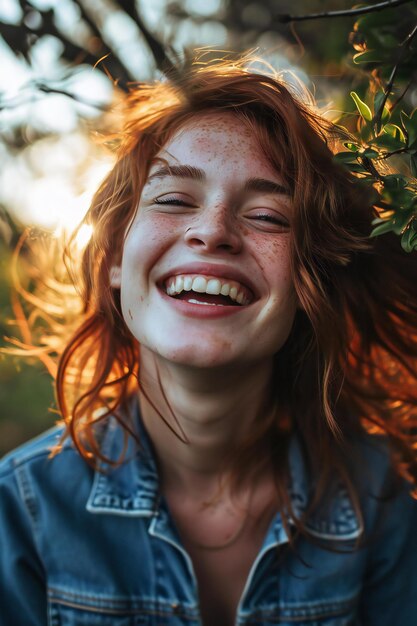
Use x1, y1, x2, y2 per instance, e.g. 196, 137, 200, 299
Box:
1, 0, 416, 454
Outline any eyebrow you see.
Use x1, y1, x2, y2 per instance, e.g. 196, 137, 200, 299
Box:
146, 164, 289, 195
146, 165, 206, 183
244, 178, 289, 196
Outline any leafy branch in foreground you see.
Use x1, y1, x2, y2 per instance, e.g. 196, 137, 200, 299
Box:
334, 6, 417, 252
336, 92, 417, 253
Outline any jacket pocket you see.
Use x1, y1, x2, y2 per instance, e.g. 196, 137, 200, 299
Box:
47, 587, 200, 626
48, 604, 138, 626
241, 594, 359, 625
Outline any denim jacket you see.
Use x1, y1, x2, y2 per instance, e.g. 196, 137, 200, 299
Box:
1, 409, 416, 626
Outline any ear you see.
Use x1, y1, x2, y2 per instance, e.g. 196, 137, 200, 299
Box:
110, 265, 122, 288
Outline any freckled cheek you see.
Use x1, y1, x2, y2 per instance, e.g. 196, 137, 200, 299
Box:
123, 219, 175, 267
249, 237, 292, 274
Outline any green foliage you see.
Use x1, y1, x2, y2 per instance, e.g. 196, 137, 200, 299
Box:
335, 2, 417, 252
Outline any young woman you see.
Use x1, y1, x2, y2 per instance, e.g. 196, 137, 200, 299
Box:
1, 54, 417, 626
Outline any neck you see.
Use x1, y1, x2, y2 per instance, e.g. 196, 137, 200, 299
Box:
138, 347, 276, 499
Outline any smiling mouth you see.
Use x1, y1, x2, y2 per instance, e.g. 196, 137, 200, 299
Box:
163, 274, 253, 306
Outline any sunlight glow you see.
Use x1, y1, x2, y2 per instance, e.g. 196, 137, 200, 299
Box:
74, 223, 93, 248
0, 132, 114, 234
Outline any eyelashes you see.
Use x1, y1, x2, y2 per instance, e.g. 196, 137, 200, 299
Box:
154, 197, 194, 207
248, 213, 289, 227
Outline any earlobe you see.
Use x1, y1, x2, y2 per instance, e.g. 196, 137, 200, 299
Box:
110, 266, 122, 288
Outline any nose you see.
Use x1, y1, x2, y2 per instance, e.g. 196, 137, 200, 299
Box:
184, 204, 242, 254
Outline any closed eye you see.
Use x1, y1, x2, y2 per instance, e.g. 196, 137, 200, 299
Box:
247, 212, 290, 231
253, 213, 288, 224
154, 196, 195, 207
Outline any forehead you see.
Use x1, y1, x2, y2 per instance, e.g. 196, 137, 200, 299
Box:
153, 112, 279, 177
168, 111, 253, 141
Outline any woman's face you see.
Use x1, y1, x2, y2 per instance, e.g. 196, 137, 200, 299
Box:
113, 112, 297, 370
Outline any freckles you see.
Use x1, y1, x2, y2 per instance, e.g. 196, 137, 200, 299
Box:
253, 238, 291, 272
183, 117, 253, 163
267, 239, 290, 258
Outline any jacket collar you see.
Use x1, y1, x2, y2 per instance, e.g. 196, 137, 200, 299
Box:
86, 408, 362, 541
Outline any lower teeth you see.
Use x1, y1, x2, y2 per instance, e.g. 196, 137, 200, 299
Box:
187, 298, 225, 306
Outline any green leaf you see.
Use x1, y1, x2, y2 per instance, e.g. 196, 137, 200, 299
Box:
383, 174, 408, 190
371, 134, 404, 151
372, 208, 415, 238
373, 33, 400, 49
384, 124, 406, 143
362, 148, 379, 159
343, 142, 360, 152
392, 211, 414, 235
401, 223, 417, 253
350, 91, 373, 122
334, 151, 359, 163
353, 50, 382, 64
345, 162, 369, 174
360, 121, 373, 142
370, 220, 395, 237
374, 92, 390, 122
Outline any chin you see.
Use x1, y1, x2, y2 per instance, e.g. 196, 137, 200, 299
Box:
147, 339, 240, 370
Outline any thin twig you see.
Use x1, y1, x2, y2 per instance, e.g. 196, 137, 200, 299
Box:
37, 84, 109, 110
374, 22, 417, 131
0, 82, 109, 111
390, 80, 413, 114
360, 156, 385, 181
275, 0, 414, 23
377, 147, 411, 159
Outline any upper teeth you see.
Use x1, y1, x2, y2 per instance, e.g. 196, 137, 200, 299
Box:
165, 275, 252, 305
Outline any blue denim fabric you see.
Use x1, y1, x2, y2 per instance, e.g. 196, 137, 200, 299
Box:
1, 409, 416, 625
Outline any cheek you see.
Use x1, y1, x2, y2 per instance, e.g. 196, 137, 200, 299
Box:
263, 240, 296, 312
251, 235, 292, 279
122, 216, 175, 272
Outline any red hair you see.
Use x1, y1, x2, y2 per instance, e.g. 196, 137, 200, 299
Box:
12, 53, 417, 535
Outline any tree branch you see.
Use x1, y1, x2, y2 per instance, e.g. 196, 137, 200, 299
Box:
123, 0, 181, 81
8, 0, 134, 89
0, 81, 109, 112
275, 0, 414, 24
374, 22, 417, 130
